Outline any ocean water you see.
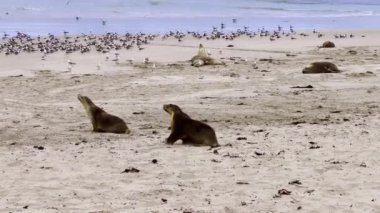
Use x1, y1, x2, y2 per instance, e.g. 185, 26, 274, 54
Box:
0, 0, 379, 36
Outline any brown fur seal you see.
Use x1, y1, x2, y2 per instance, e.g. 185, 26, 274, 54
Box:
78, 94, 130, 134
321, 41, 335, 48
302, 62, 341, 74
191, 44, 225, 67
163, 104, 219, 147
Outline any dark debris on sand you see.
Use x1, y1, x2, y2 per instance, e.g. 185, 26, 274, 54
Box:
121, 167, 140, 173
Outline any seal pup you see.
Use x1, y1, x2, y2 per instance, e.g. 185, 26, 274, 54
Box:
78, 94, 130, 134
302, 62, 341, 74
191, 44, 225, 67
163, 104, 219, 147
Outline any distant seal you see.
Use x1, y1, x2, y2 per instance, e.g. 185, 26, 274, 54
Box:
163, 104, 219, 147
302, 62, 341, 74
320, 41, 335, 48
191, 44, 225, 67
78, 94, 130, 134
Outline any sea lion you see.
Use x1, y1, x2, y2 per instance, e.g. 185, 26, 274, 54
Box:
321, 41, 335, 48
163, 104, 219, 147
78, 94, 130, 134
302, 62, 341, 74
191, 44, 225, 67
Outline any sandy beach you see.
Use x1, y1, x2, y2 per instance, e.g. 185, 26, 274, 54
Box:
0, 30, 379, 212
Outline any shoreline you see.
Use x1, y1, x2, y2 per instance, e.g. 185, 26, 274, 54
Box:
1, 14, 380, 36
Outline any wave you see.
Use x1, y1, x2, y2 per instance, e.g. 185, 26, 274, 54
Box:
254, 0, 380, 6
238, 6, 286, 11
16, 7, 45, 11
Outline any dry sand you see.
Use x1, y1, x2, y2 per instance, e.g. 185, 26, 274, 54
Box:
0, 30, 379, 212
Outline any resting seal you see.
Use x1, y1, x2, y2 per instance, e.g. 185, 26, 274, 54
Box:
191, 44, 225, 67
78, 94, 130, 134
302, 62, 341, 74
163, 104, 219, 147
320, 41, 335, 48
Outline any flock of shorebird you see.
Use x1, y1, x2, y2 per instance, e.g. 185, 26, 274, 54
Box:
0, 25, 357, 57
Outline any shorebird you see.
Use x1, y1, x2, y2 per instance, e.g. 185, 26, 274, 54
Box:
67, 59, 76, 66
252, 61, 258, 69
114, 51, 119, 59
112, 58, 119, 64
67, 64, 72, 72
126, 58, 134, 64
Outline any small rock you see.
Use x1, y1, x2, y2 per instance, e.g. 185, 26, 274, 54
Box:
274, 189, 292, 198
289, 180, 302, 185
236, 181, 249, 185
237, 137, 247, 140
291, 121, 306, 125
211, 159, 221, 163
254, 151, 265, 156
309, 145, 321, 149
278, 189, 292, 195
360, 162, 367, 167
152, 159, 158, 164
330, 110, 341, 113
229, 72, 239, 77
121, 167, 140, 173
259, 58, 273, 62
290, 85, 313, 89
33, 146, 45, 150
286, 53, 297, 57
348, 50, 358, 55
